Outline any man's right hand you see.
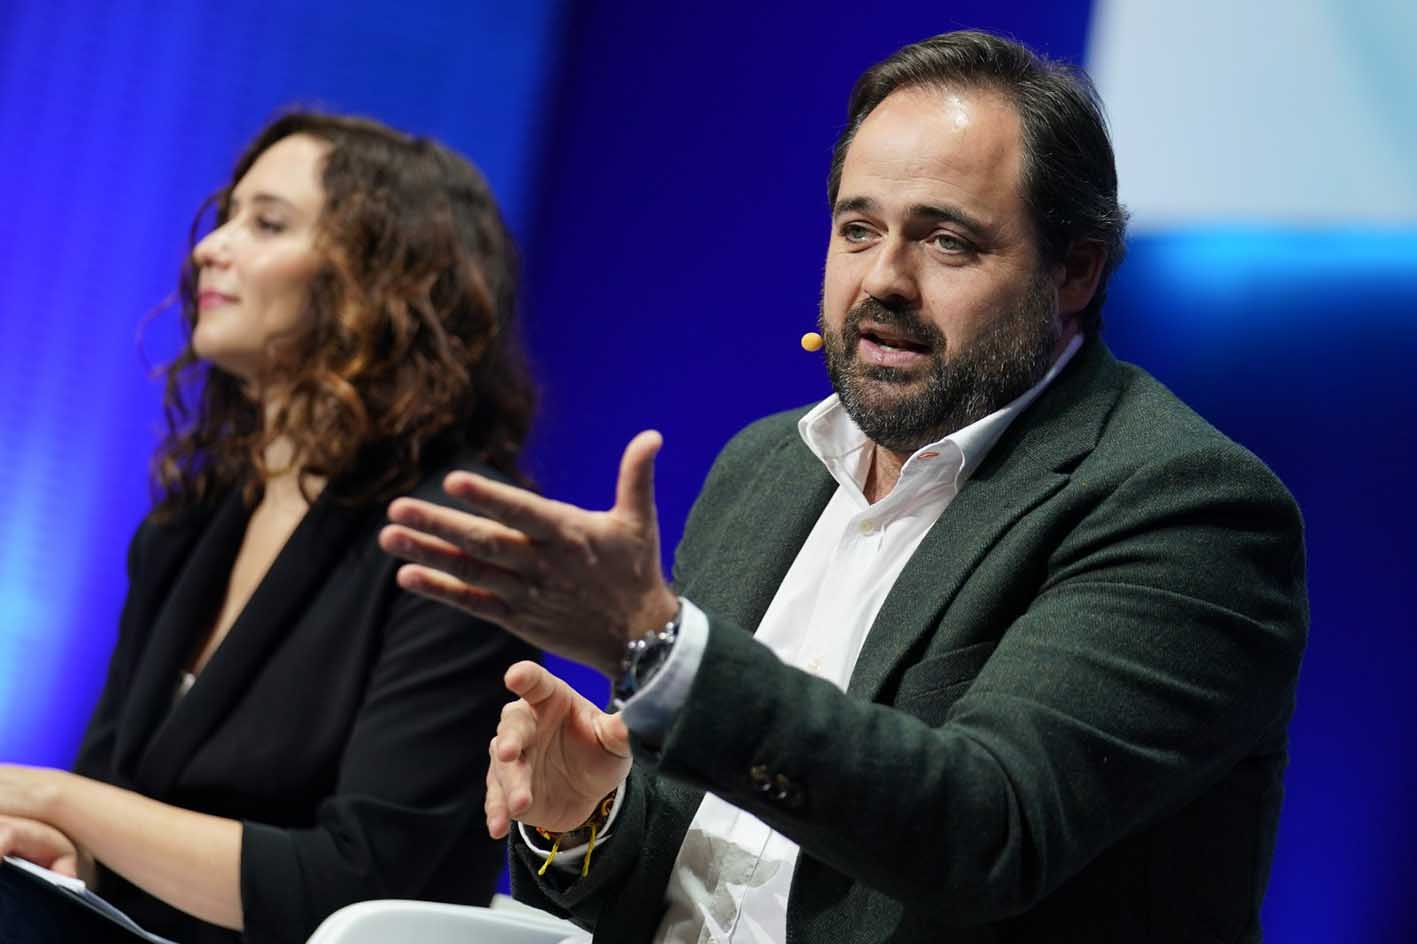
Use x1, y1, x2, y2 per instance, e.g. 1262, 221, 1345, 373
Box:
486, 661, 633, 839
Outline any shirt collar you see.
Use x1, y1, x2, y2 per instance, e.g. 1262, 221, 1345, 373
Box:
798, 333, 1084, 497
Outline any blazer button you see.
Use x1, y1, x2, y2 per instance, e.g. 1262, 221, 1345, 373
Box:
771, 773, 798, 804
749, 764, 773, 793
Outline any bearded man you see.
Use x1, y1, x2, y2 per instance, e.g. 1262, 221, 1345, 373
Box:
382, 29, 1307, 944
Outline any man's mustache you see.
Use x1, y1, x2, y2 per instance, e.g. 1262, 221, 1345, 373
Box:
841, 297, 943, 353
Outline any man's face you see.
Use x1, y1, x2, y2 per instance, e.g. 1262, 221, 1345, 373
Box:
821, 85, 1071, 453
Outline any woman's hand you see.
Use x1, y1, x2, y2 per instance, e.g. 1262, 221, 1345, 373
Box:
0, 765, 80, 875
0, 814, 80, 877
0, 764, 63, 824
485, 661, 632, 838
0, 763, 245, 927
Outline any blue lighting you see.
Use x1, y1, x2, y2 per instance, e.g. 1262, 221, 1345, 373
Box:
0, 0, 566, 766
1124, 227, 1417, 319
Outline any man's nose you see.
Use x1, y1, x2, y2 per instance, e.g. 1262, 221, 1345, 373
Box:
860, 238, 919, 309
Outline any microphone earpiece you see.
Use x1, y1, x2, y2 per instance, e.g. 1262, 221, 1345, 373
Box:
800, 331, 824, 353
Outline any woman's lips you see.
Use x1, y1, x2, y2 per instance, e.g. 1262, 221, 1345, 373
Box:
197, 291, 237, 311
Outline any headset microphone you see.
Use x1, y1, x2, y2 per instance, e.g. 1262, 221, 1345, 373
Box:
800, 331, 824, 352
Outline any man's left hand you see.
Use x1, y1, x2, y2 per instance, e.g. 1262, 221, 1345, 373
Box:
380, 430, 679, 677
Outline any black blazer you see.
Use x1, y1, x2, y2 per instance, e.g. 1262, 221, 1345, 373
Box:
75, 454, 536, 944
513, 340, 1308, 942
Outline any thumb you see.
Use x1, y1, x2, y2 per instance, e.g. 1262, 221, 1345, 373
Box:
503, 661, 562, 708
51, 853, 79, 879
593, 711, 632, 759
614, 430, 663, 526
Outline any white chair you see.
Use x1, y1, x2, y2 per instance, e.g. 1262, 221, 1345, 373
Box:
306, 894, 584, 944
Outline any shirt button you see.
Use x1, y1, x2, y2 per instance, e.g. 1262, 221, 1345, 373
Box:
858, 519, 877, 534
807, 657, 822, 674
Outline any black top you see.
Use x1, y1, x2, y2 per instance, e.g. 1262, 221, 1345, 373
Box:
75, 453, 536, 944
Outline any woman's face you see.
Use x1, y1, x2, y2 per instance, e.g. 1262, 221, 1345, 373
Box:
191, 133, 330, 385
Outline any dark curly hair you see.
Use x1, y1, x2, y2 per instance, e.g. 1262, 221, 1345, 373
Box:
154, 111, 536, 515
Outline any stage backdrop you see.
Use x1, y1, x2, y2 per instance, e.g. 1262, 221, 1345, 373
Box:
1, 1, 1412, 937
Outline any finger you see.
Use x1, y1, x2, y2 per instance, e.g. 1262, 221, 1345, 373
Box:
379, 523, 469, 572
488, 731, 535, 819
485, 749, 511, 839
594, 711, 632, 759
504, 661, 565, 708
442, 472, 566, 541
0, 816, 70, 870
50, 853, 78, 878
395, 564, 514, 624
494, 700, 538, 762
385, 499, 536, 569
382, 526, 528, 601
614, 430, 664, 527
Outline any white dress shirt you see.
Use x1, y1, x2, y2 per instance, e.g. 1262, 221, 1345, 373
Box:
529, 336, 1082, 943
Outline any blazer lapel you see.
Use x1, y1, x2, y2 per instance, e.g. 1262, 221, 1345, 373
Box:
848, 339, 1125, 703
683, 433, 837, 635
113, 494, 247, 781
132, 491, 373, 795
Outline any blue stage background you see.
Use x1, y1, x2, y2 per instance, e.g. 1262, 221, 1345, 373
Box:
1, 2, 1412, 938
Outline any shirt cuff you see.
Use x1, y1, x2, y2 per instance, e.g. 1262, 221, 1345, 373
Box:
617, 596, 708, 746
516, 782, 627, 873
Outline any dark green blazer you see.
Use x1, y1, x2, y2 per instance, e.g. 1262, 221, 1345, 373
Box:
513, 339, 1308, 942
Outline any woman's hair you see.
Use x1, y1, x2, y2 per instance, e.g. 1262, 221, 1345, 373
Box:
154, 111, 536, 515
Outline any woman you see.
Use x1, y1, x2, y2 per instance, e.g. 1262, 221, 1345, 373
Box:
0, 112, 538, 943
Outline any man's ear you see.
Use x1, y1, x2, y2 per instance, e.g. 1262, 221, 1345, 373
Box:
1053, 240, 1106, 319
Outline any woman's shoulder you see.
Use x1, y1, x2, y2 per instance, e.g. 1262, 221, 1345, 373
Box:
127, 494, 230, 569
402, 448, 515, 508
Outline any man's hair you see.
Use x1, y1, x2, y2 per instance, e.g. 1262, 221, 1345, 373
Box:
827, 30, 1127, 333
156, 111, 537, 514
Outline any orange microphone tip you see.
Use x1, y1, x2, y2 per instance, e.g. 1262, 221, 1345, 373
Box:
800, 331, 824, 353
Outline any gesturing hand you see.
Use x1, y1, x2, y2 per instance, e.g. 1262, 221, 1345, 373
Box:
380, 430, 679, 676
485, 662, 632, 838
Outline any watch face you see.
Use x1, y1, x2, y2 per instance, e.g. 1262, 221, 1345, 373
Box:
615, 604, 681, 706
638, 635, 672, 681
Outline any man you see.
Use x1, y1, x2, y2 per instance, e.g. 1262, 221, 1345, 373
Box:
380, 30, 1307, 943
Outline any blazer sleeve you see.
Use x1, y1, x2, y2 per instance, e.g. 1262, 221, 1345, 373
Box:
239, 588, 536, 944
638, 442, 1308, 924
501, 416, 805, 933
73, 520, 154, 779
505, 764, 649, 923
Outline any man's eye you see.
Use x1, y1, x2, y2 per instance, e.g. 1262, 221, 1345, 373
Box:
840, 223, 873, 243
931, 233, 971, 254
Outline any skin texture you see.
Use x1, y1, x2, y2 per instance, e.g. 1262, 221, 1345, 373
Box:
382, 86, 1106, 839
0, 765, 243, 925
823, 86, 1099, 498
0, 136, 336, 932
191, 133, 328, 387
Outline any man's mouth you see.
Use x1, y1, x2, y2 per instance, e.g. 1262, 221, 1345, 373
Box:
854, 326, 934, 370
857, 327, 930, 354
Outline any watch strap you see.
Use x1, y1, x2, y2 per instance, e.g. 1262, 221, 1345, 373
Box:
612, 598, 683, 709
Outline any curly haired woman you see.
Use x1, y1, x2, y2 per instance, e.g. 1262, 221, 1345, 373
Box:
0, 112, 539, 944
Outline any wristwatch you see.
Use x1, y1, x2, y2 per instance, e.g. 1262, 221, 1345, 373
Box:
612, 598, 683, 709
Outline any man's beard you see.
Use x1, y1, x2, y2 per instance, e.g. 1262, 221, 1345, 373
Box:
821, 272, 1061, 454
